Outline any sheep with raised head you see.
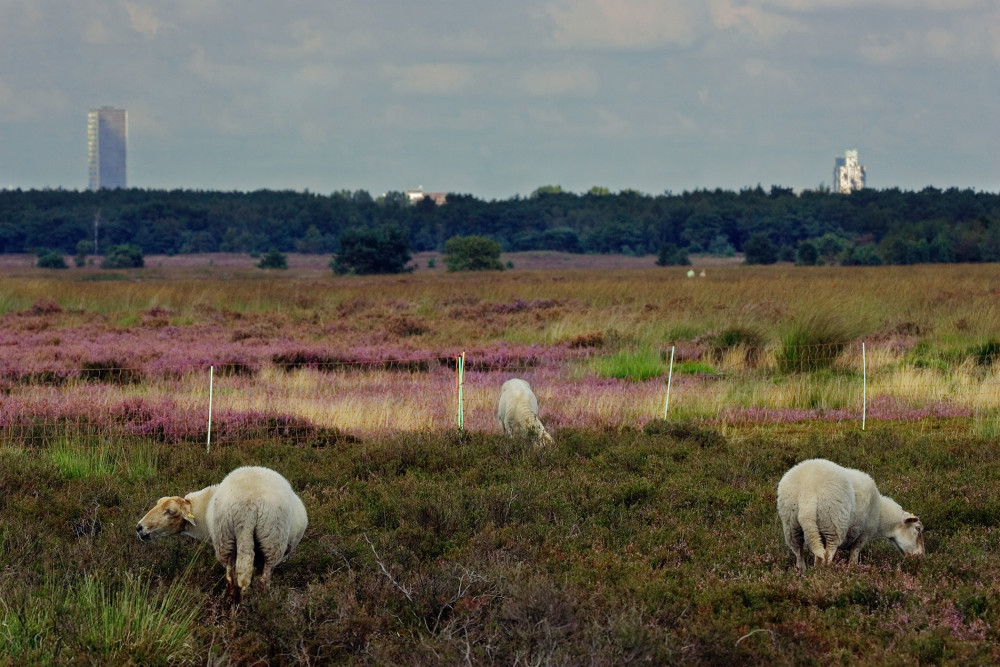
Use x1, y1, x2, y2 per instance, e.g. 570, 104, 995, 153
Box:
136, 466, 308, 608
777, 458, 924, 573
498, 378, 553, 445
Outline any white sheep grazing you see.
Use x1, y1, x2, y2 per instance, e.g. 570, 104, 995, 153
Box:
777, 458, 924, 573
136, 466, 308, 608
497, 378, 553, 445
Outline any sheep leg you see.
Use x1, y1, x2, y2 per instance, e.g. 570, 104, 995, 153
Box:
781, 519, 807, 573
259, 561, 275, 590
225, 553, 241, 612
255, 530, 289, 592
823, 539, 839, 566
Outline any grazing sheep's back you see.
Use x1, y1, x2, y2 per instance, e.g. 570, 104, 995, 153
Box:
498, 378, 552, 444
210, 466, 308, 559
777, 458, 924, 572
210, 466, 308, 606
136, 465, 308, 610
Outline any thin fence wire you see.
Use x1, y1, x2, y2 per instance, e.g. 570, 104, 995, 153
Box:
1, 341, 999, 447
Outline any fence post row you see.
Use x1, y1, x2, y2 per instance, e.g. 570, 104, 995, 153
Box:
6, 340, 987, 448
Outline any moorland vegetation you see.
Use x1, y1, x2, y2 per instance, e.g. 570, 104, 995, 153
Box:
1, 258, 1000, 664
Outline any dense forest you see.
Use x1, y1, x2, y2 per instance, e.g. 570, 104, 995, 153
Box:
1, 184, 998, 265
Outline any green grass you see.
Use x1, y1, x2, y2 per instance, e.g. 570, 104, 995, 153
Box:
3, 423, 1000, 664
1, 574, 201, 665
46, 438, 159, 480
592, 346, 665, 380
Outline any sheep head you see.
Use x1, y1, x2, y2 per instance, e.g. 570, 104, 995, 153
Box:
135, 496, 196, 541
888, 513, 925, 558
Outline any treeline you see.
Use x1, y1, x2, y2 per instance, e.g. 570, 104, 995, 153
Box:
1, 185, 999, 264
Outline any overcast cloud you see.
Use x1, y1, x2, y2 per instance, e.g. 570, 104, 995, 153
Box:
1, 0, 997, 198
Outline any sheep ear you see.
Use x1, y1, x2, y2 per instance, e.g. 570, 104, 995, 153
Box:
180, 499, 196, 526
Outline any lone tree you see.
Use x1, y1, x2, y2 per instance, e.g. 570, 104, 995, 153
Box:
796, 240, 819, 266
101, 244, 144, 269
257, 248, 288, 269
37, 250, 68, 269
331, 225, 412, 275
743, 233, 778, 265
443, 235, 504, 272
74, 240, 93, 267
655, 242, 690, 266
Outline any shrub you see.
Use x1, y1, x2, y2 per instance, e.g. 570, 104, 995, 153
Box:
36, 251, 67, 269
743, 233, 778, 265
443, 235, 504, 272
655, 243, 690, 266
332, 225, 413, 275
796, 240, 819, 266
101, 244, 144, 269
257, 248, 288, 269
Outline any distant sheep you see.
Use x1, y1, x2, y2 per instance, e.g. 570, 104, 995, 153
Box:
777, 458, 923, 572
498, 378, 553, 445
136, 466, 308, 608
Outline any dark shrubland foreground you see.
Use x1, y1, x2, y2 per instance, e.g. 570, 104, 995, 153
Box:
2, 422, 1000, 665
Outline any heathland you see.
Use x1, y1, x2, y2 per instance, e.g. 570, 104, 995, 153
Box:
1, 254, 999, 664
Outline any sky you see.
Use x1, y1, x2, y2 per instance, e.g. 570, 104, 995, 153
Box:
1, 0, 997, 200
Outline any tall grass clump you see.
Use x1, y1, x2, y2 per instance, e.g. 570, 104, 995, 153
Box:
707, 325, 767, 369
592, 346, 664, 381
45, 438, 158, 479
970, 338, 1000, 367
778, 312, 859, 373
47, 438, 116, 478
1, 574, 201, 665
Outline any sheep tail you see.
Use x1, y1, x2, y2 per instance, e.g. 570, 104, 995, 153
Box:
234, 520, 256, 598
797, 494, 826, 563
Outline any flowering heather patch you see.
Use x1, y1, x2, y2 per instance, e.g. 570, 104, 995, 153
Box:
1, 262, 1000, 441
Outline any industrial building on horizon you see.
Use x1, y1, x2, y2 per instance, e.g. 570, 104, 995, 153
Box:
88, 106, 127, 190
834, 149, 865, 194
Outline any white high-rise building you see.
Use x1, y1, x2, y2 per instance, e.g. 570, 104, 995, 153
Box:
833, 149, 865, 194
88, 107, 127, 190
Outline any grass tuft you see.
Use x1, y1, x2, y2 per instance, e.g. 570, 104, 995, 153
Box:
778, 312, 859, 373
592, 346, 664, 380
1, 574, 201, 665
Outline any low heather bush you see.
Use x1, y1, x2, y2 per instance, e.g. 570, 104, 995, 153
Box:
4, 424, 1000, 664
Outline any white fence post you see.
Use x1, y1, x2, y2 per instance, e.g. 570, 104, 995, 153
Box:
207, 365, 214, 453
861, 342, 866, 431
456, 352, 466, 429
663, 346, 676, 419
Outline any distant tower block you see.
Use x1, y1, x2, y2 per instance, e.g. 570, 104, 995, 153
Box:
833, 149, 865, 194
88, 107, 128, 190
